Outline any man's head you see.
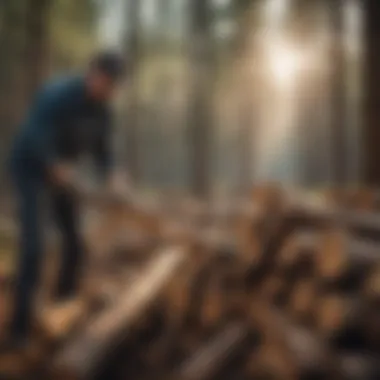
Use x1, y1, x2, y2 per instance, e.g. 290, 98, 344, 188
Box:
86, 51, 126, 101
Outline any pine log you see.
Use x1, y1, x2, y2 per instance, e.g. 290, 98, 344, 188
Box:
339, 353, 380, 380
286, 278, 316, 326
317, 231, 380, 290
363, 264, 380, 303
52, 246, 187, 380
249, 299, 335, 379
176, 322, 248, 380
276, 231, 320, 273
315, 294, 379, 350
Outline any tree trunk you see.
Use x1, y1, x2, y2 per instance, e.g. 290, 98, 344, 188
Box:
24, 0, 51, 102
188, 0, 214, 198
329, 0, 347, 184
124, 0, 142, 183
234, 3, 258, 193
363, 0, 380, 184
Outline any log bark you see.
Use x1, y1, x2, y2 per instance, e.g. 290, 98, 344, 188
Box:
176, 322, 248, 380
286, 279, 316, 326
276, 230, 320, 273
52, 246, 187, 380
317, 231, 380, 290
249, 299, 335, 379
363, 264, 380, 303
339, 353, 380, 380
315, 294, 378, 350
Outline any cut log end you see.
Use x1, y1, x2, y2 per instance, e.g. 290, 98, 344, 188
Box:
364, 265, 380, 302
287, 279, 316, 324
246, 344, 295, 380
318, 231, 347, 280
277, 231, 319, 269
316, 295, 354, 337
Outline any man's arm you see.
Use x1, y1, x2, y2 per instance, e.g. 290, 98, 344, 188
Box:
94, 111, 133, 199
94, 109, 113, 182
32, 91, 62, 167
32, 79, 76, 185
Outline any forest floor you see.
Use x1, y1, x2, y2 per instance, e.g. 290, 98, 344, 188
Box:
0, 227, 15, 341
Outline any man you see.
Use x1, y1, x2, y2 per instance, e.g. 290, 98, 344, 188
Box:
6, 51, 126, 347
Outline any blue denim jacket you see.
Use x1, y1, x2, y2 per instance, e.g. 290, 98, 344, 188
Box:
9, 74, 112, 180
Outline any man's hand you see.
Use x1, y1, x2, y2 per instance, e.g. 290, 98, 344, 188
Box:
106, 171, 133, 202
49, 163, 75, 188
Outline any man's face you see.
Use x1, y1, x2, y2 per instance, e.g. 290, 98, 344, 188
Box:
87, 69, 117, 101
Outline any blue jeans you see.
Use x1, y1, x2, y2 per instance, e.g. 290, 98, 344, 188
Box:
9, 156, 83, 340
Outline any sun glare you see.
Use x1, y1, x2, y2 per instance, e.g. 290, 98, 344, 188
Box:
267, 42, 302, 88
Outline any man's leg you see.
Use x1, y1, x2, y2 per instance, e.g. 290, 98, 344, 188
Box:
52, 189, 84, 299
10, 176, 43, 342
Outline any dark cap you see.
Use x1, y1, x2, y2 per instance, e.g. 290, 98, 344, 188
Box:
90, 51, 126, 80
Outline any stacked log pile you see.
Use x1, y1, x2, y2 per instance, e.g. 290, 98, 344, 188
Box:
0, 186, 379, 380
